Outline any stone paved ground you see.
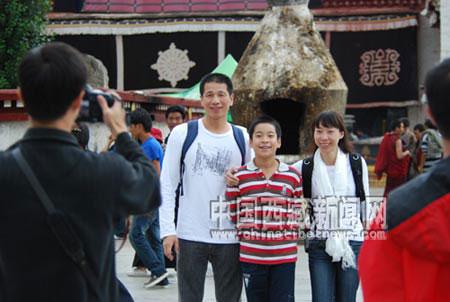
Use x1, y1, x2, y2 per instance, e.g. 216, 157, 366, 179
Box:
117, 187, 385, 301
116, 241, 363, 302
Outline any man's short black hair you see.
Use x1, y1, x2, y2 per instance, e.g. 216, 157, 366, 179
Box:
399, 117, 410, 128
199, 73, 233, 96
425, 58, 450, 139
248, 115, 282, 139
413, 123, 425, 132
19, 42, 87, 121
165, 105, 186, 119
391, 119, 403, 131
424, 118, 438, 130
129, 108, 153, 132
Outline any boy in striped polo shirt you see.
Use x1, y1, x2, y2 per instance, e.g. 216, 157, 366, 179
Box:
226, 115, 303, 302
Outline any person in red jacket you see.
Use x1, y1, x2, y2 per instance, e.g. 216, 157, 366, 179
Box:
375, 119, 410, 196
359, 58, 450, 302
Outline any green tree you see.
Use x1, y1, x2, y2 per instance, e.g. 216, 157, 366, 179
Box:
0, 0, 52, 88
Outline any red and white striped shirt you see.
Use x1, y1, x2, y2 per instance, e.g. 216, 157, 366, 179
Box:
226, 160, 303, 265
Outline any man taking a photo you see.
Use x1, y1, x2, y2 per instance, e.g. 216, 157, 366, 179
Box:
0, 42, 160, 302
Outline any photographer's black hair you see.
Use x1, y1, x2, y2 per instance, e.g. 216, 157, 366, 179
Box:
165, 105, 186, 119
199, 73, 233, 96
19, 42, 87, 121
425, 58, 450, 139
129, 108, 153, 132
248, 115, 282, 139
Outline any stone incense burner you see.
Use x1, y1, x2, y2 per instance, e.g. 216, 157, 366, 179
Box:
231, 0, 347, 157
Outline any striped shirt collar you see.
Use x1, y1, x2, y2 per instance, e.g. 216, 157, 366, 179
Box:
246, 159, 290, 172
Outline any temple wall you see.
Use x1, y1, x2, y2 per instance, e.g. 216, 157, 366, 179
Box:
410, 14, 441, 126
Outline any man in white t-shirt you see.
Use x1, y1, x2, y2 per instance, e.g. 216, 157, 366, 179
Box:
159, 73, 252, 302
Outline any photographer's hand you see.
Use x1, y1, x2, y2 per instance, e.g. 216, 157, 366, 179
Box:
98, 95, 128, 139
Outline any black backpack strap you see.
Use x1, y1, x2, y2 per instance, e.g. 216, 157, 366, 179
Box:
12, 148, 104, 302
231, 124, 246, 166
301, 156, 314, 199
349, 153, 365, 202
301, 156, 315, 253
178, 120, 198, 197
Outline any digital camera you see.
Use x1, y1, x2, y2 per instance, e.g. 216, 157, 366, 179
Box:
78, 85, 117, 122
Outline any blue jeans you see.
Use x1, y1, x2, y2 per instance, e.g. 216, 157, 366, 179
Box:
129, 211, 166, 277
177, 239, 242, 302
308, 240, 362, 302
113, 215, 127, 237
241, 262, 295, 302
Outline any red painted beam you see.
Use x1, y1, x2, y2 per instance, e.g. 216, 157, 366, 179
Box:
0, 89, 203, 122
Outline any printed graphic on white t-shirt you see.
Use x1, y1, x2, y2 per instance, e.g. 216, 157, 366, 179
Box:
193, 142, 232, 176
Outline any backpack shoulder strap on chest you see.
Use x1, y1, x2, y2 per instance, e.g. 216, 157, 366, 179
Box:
302, 156, 314, 199
178, 120, 198, 197
180, 120, 198, 171
349, 153, 366, 202
231, 124, 246, 166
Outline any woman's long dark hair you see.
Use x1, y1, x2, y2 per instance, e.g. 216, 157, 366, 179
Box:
307, 111, 353, 154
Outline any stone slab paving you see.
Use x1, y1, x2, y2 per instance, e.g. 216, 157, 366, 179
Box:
116, 239, 364, 302
116, 187, 386, 301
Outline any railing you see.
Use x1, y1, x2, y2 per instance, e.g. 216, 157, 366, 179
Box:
0, 89, 204, 122
316, 0, 425, 15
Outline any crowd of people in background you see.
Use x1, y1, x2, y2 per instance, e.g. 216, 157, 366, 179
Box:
375, 116, 443, 196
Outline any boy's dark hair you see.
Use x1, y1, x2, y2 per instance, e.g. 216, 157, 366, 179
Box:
308, 111, 353, 154
199, 73, 233, 96
391, 119, 404, 131
129, 108, 153, 132
425, 58, 450, 139
19, 42, 87, 121
413, 123, 425, 132
165, 105, 186, 119
71, 122, 90, 150
248, 115, 282, 139
399, 117, 410, 128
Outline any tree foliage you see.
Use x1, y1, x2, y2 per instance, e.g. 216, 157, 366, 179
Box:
0, 0, 52, 88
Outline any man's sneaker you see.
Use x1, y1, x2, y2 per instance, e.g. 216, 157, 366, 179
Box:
127, 267, 150, 277
157, 277, 169, 287
144, 272, 170, 288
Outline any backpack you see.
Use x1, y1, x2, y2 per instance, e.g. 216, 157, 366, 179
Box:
302, 153, 366, 252
422, 129, 443, 159
301, 153, 366, 201
177, 120, 246, 196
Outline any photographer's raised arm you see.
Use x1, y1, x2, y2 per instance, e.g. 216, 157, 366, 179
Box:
113, 132, 161, 214
98, 95, 128, 138
98, 95, 161, 214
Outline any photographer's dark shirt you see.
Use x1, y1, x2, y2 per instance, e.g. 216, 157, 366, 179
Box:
0, 128, 160, 302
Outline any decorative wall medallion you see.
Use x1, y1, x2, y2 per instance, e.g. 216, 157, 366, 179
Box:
151, 43, 196, 87
359, 49, 400, 87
